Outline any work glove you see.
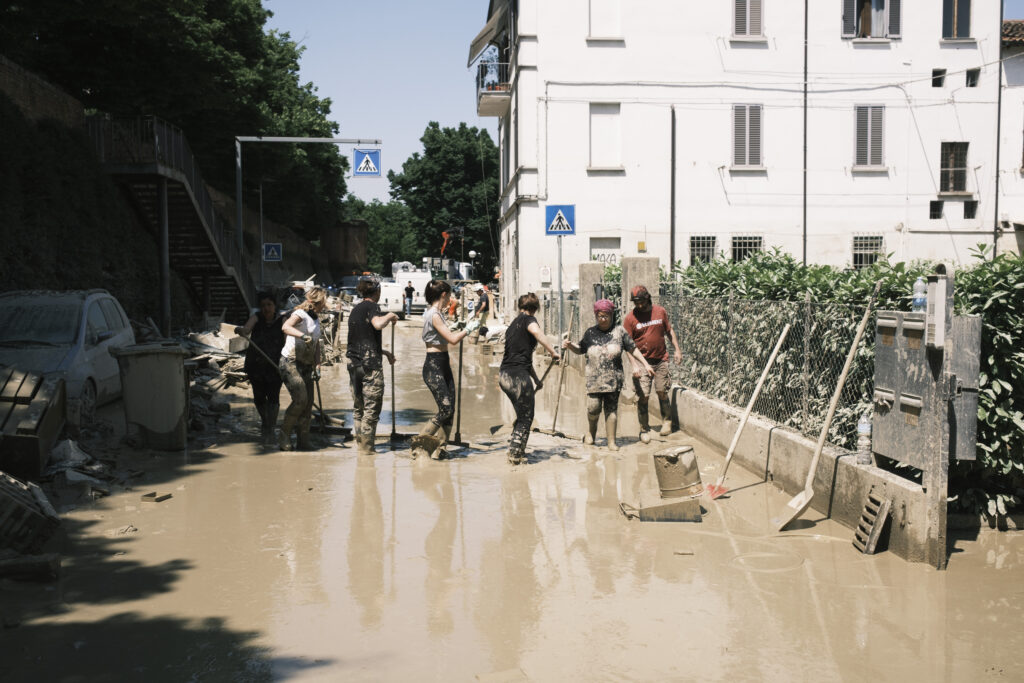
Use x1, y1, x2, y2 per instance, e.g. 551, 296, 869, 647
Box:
301, 334, 312, 345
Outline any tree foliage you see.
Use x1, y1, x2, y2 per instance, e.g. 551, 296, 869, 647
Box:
388, 122, 500, 278
0, 0, 346, 239
342, 196, 418, 276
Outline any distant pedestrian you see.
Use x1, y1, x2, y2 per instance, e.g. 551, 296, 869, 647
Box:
278, 286, 326, 451
404, 281, 415, 317
347, 277, 398, 455
471, 283, 489, 328
235, 291, 286, 444
415, 279, 468, 459
562, 299, 652, 451
623, 285, 683, 442
499, 293, 560, 464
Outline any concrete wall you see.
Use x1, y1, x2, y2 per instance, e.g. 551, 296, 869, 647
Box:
673, 387, 932, 565
492, 0, 1005, 295
0, 55, 84, 128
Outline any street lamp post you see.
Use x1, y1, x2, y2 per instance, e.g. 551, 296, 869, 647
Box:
468, 250, 477, 281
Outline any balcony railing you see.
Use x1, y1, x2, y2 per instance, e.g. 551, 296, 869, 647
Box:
476, 62, 511, 116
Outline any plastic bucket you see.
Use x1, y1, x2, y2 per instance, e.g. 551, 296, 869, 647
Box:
110, 342, 190, 450
652, 445, 701, 498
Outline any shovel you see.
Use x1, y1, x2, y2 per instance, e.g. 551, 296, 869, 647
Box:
707, 323, 791, 499
776, 281, 881, 532
533, 301, 581, 440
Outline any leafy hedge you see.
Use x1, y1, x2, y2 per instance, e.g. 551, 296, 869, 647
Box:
647, 247, 1023, 513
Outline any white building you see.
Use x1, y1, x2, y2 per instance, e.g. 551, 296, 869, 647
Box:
1000, 20, 1024, 255
468, 0, 1020, 310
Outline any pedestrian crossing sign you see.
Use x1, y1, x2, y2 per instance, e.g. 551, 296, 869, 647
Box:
545, 205, 575, 235
353, 149, 381, 177
263, 242, 283, 262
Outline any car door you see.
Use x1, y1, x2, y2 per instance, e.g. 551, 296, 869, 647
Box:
83, 300, 116, 401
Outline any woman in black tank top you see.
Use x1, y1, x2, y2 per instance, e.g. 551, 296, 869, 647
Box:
499, 293, 560, 465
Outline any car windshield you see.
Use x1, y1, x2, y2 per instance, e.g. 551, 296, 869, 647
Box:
0, 301, 82, 346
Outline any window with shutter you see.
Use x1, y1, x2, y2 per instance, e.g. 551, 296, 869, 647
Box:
942, 0, 971, 39
854, 105, 884, 167
939, 142, 968, 192
732, 104, 763, 168
842, 0, 901, 39
734, 0, 763, 37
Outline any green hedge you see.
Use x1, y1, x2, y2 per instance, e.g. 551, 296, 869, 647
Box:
651, 248, 1024, 514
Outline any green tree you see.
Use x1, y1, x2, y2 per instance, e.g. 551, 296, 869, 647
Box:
343, 196, 419, 276
387, 122, 499, 278
0, 0, 346, 240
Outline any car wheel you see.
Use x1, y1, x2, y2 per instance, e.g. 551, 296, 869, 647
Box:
80, 379, 98, 424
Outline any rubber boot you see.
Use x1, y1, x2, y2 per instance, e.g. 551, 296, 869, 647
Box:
605, 413, 619, 451
296, 418, 314, 451
412, 422, 440, 458
430, 426, 451, 460
357, 433, 375, 455
638, 401, 651, 443
255, 403, 268, 441
659, 397, 673, 436
278, 414, 297, 451
584, 415, 599, 445
265, 404, 280, 445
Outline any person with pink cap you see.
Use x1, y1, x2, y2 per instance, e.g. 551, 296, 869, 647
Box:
562, 299, 653, 450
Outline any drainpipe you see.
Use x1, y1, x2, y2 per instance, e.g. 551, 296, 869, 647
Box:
802, 0, 809, 265
670, 106, 677, 269
993, 0, 1005, 259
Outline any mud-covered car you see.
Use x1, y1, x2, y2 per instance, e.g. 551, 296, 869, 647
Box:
0, 289, 135, 418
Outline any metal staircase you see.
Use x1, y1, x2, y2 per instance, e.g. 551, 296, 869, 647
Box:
88, 116, 254, 325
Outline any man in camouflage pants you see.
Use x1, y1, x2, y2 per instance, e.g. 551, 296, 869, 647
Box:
347, 278, 398, 454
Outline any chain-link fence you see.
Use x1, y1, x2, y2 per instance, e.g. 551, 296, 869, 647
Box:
659, 284, 875, 450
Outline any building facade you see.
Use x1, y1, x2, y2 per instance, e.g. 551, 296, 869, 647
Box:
469, 0, 1020, 311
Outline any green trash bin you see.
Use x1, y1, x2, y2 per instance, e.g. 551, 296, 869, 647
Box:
110, 342, 190, 450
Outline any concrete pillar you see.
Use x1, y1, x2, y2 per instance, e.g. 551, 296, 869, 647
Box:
621, 257, 660, 312
578, 262, 604, 334
158, 177, 171, 337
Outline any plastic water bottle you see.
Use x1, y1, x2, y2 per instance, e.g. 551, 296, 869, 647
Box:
911, 277, 927, 312
856, 411, 872, 465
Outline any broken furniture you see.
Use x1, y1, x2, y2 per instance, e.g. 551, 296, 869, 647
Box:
0, 368, 66, 480
0, 471, 60, 553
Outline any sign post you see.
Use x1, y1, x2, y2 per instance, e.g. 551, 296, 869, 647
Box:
545, 205, 576, 335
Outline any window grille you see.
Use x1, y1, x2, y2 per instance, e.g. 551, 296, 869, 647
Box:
732, 104, 762, 167
855, 105, 884, 167
842, 0, 901, 38
734, 0, 763, 37
930, 201, 944, 219
942, 0, 971, 39
852, 235, 884, 269
940, 142, 968, 192
731, 235, 763, 262
690, 236, 717, 265
963, 200, 978, 219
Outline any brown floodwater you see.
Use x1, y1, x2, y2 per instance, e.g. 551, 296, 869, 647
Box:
2, 321, 1022, 681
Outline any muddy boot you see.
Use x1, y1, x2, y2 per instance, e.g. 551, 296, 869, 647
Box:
605, 414, 619, 451
637, 401, 651, 443
296, 424, 314, 451
255, 404, 268, 441
411, 423, 441, 459
584, 415, 599, 445
659, 397, 673, 436
264, 404, 279, 445
430, 426, 451, 460
356, 433, 375, 455
278, 414, 297, 451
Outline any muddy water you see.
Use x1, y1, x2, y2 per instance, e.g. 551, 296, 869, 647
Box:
3, 321, 1023, 681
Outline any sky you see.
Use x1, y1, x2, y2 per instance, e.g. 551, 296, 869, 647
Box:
268, 0, 1024, 203
265, 0, 498, 203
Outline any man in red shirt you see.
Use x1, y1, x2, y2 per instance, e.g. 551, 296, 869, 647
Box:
623, 285, 683, 442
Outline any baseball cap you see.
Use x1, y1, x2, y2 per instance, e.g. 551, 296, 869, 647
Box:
630, 285, 650, 301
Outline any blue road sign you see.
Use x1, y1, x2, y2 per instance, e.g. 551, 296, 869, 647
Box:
263, 243, 283, 262
353, 149, 381, 177
545, 205, 575, 235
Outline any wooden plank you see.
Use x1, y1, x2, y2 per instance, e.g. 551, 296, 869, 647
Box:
0, 369, 25, 401
0, 367, 14, 393
14, 372, 40, 404
0, 402, 14, 431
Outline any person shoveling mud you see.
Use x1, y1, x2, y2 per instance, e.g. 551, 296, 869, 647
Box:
498, 293, 560, 465
278, 286, 325, 451
347, 277, 398, 455
562, 299, 652, 451
234, 291, 286, 445
412, 280, 467, 460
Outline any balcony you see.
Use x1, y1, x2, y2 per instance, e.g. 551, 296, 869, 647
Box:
476, 62, 511, 117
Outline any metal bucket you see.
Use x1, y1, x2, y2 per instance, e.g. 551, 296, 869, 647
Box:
652, 445, 701, 498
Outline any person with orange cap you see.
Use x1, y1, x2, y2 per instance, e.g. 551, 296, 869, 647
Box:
623, 285, 683, 442
562, 299, 653, 450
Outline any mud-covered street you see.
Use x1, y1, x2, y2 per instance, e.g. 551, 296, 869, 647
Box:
3, 321, 1023, 681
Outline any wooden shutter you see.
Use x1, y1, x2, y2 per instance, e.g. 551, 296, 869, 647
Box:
748, 105, 762, 166
842, 0, 857, 38
855, 106, 869, 166
869, 106, 883, 166
735, 0, 748, 36
942, 0, 955, 38
956, 0, 971, 39
749, 0, 762, 36
887, 0, 901, 38
733, 105, 747, 166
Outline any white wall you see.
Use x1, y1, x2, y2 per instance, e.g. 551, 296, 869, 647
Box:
999, 44, 1024, 256
488, 0, 1005, 305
